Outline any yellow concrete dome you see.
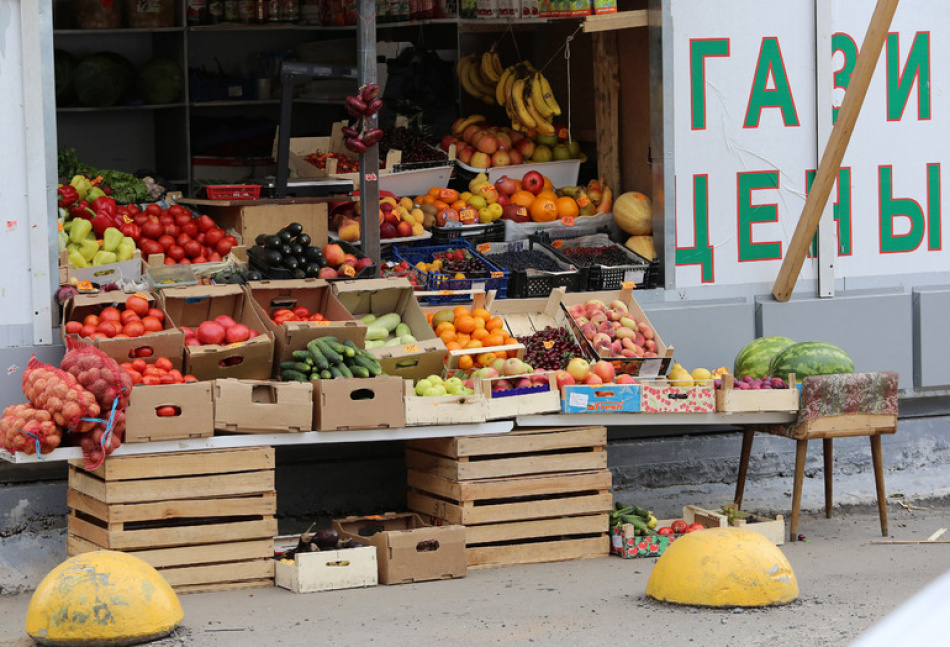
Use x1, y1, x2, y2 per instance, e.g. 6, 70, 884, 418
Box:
25, 550, 183, 646
646, 527, 799, 607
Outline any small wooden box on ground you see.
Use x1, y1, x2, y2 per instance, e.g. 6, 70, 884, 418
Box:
407, 426, 612, 569
67, 447, 277, 593
683, 504, 786, 545
333, 513, 466, 585
716, 374, 800, 413
273, 536, 378, 593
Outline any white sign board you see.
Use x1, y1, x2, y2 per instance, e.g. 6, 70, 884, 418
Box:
672, 0, 949, 287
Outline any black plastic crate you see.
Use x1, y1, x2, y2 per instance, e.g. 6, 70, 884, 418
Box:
430, 222, 505, 247
479, 239, 583, 299
392, 240, 508, 304
539, 233, 653, 291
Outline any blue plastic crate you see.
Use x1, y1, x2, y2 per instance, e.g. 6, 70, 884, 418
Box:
392, 239, 509, 304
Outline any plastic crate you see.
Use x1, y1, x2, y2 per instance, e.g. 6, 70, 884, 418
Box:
430, 222, 505, 247
392, 240, 508, 304
146, 264, 197, 290
205, 184, 262, 201
540, 233, 654, 291
478, 239, 583, 299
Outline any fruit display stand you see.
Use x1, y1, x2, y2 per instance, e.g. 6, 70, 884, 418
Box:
476, 239, 583, 299
541, 232, 655, 291
66, 447, 278, 593
406, 425, 611, 568
392, 241, 510, 304
716, 373, 801, 413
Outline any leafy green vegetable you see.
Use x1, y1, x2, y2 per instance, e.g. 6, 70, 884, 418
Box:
58, 148, 93, 180
57, 148, 149, 204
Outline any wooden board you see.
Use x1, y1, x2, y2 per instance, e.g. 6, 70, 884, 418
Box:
68, 535, 274, 570
174, 579, 274, 595
405, 447, 606, 481
409, 468, 611, 501
407, 426, 606, 460
71, 446, 275, 481
683, 505, 786, 546
68, 490, 277, 526
68, 466, 275, 504
159, 558, 275, 588
467, 535, 609, 569
409, 488, 612, 527
69, 512, 278, 551
464, 514, 609, 545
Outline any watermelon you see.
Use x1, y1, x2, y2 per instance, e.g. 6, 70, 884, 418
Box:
54, 49, 79, 104
136, 57, 184, 105
73, 52, 134, 108
768, 341, 854, 379
733, 336, 796, 379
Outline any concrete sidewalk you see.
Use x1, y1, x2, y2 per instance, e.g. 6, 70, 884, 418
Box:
2, 498, 948, 647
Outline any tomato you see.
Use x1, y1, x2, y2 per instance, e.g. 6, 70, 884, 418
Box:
159, 374, 177, 385
141, 375, 161, 386
686, 523, 705, 533
168, 369, 183, 383
134, 346, 154, 358
146, 308, 165, 322
141, 316, 163, 333
183, 375, 198, 383
670, 519, 688, 534
154, 357, 174, 372
145, 203, 163, 216
293, 306, 311, 319
657, 527, 673, 536
131, 359, 148, 373
308, 313, 326, 322
97, 321, 121, 338
128, 371, 143, 385
99, 307, 122, 322
205, 228, 226, 246
120, 309, 141, 325
64, 321, 83, 335
83, 314, 100, 327
122, 321, 146, 338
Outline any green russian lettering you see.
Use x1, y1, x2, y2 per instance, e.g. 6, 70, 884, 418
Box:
805, 168, 852, 256
744, 37, 799, 128
887, 32, 930, 121
676, 175, 715, 282
879, 165, 924, 253
737, 171, 782, 261
831, 33, 858, 124
690, 39, 730, 130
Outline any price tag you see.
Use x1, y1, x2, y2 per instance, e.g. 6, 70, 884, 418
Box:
57, 221, 64, 231
439, 289, 455, 296
122, 214, 134, 224
96, 239, 104, 247
576, 195, 591, 208
477, 242, 491, 254
364, 173, 378, 181
478, 184, 495, 196
76, 280, 94, 292
340, 265, 356, 278
490, 271, 504, 279
568, 392, 589, 408
552, 239, 564, 248
543, 340, 555, 350
623, 269, 642, 283
312, 320, 331, 326
561, 216, 575, 227
91, 175, 103, 186
403, 343, 419, 353
621, 281, 636, 290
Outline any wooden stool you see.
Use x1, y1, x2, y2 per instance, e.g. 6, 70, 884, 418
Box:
733, 372, 899, 543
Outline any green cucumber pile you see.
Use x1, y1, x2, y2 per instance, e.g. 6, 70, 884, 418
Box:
610, 502, 659, 536
280, 336, 384, 382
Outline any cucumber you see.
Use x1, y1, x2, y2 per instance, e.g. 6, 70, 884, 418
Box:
394, 323, 411, 338
399, 334, 417, 344
306, 340, 330, 371
348, 365, 370, 378
280, 361, 312, 374
320, 369, 332, 379
384, 338, 403, 347
373, 313, 402, 332
323, 338, 354, 358
328, 365, 344, 379
352, 353, 382, 375
342, 339, 362, 353
281, 369, 308, 382
366, 325, 389, 341
314, 338, 342, 364
622, 515, 655, 536
292, 350, 313, 362
365, 339, 385, 349
360, 313, 377, 324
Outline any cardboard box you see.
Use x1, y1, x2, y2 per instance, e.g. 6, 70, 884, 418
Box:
62, 291, 184, 370
246, 279, 366, 366
716, 373, 800, 413
475, 371, 561, 420
683, 505, 786, 545
562, 384, 642, 414
213, 379, 313, 434
276, 122, 398, 183
124, 381, 214, 443
59, 249, 144, 286
177, 198, 329, 248
640, 378, 715, 413
160, 284, 274, 381
312, 376, 406, 431
402, 380, 489, 427
273, 537, 377, 593
333, 512, 466, 585
333, 278, 446, 382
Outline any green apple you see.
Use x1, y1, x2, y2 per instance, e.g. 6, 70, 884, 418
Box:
414, 379, 433, 396
532, 145, 553, 163
446, 384, 466, 395
553, 144, 571, 161
445, 377, 464, 388
427, 375, 444, 385
567, 140, 582, 158
423, 385, 448, 397
536, 133, 558, 147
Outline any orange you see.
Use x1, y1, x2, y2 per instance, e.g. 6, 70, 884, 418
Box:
510, 190, 536, 208
514, 179, 523, 191
446, 341, 463, 350
476, 352, 496, 367
426, 312, 434, 325
486, 317, 504, 332
456, 333, 471, 345
421, 195, 436, 205
536, 190, 558, 203
414, 195, 427, 204
471, 328, 489, 341
433, 200, 450, 211
450, 200, 467, 211
471, 307, 491, 321
494, 350, 508, 359
556, 196, 580, 219
453, 306, 471, 318
542, 175, 554, 192
529, 198, 558, 223
435, 321, 455, 336
439, 188, 459, 202
472, 317, 485, 330
427, 187, 441, 197
484, 333, 506, 347
458, 355, 474, 370
440, 330, 458, 344
455, 315, 476, 334
464, 340, 483, 349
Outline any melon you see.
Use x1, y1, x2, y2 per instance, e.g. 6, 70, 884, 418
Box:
768, 341, 854, 379
136, 57, 184, 105
73, 52, 134, 107
733, 336, 796, 379
54, 49, 78, 104
613, 192, 653, 235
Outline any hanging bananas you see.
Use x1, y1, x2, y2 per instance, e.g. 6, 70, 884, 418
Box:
458, 47, 504, 106
495, 65, 561, 136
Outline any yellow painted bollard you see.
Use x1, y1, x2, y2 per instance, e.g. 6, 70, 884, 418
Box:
646, 527, 799, 607
25, 550, 183, 646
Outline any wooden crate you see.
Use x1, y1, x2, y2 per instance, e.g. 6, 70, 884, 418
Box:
407, 426, 612, 569
67, 447, 278, 593
683, 504, 786, 546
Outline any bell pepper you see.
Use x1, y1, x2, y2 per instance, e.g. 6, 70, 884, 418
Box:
92, 250, 117, 267
78, 237, 99, 262
87, 187, 108, 205
102, 227, 123, 253
118, 222, 141, 243
68, 217, 93, 245
69, 200, 94, 220
91, 213, 116, 237
116, 237, 136, 262
67, 249, 89, 269
70, 175, 92, 202
92, 195, 116, 218
58, 185, 79, 208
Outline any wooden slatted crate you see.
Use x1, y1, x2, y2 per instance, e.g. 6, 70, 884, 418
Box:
407, 426, 612, 569
67, 447, 277, 594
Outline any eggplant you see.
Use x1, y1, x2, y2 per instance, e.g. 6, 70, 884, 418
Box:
290, 243, 305, 257
255, 233, 269, 246
304, 263, 322, 278
263, 235, 283, 250
281, 222, 304, 237
279, 243, 293, 257
294, 233, 311, 247
277, 230, 294, 244
246, 270, 264, 281
342, 538, 365, 549
283, 256, 301, 271
292, 268, 306, 279
312, 529, 340, 549
249, 246, 282, 267
302, 246, 324, 264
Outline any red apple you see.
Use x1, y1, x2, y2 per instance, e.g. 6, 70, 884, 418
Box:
491, 149, 511, 166
440, 134, 458, 152
462, 124, 482, 143
356, 257, 374, 271
476, 133, 499, 155
380, 222, 398, 239
396, 221, 413, 237
508, 149, 524, 165
591, 360, 616, 383
495, 176, 518, 196
555, 370, 576, 390
502, 205, 530, 223
317, 267, 338, 279
457, 144, 475, 165
323, 243, 346, 267
515, 137, 535, 159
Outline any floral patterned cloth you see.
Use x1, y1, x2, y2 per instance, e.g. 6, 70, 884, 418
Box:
757, 372, 899, 439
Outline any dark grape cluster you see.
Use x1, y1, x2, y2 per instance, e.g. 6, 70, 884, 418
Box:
717, 376, 790, 390
519, 326, 586, 371
560, 245, 634, 266
378, 127, 448, 165
486, 250, 562, 272
435, 249, 486, 274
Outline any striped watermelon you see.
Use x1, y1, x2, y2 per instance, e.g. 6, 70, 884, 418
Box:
768, 341, 854, 379
733, 336, 796, 379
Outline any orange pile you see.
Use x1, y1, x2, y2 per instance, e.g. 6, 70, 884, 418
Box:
427, 305, 519, 370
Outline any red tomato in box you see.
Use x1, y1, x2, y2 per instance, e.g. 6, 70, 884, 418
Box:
671, 519, 688, 534
293, 306, 311, 319
686, 523, 705, 533
657, 527, 673, 536
308, 313, 326, 322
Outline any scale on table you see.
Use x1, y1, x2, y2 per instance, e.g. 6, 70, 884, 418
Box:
269, 61, 360, 199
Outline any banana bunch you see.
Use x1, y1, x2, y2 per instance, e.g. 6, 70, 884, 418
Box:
497, 63, 561, 137
458, 46, 504, 106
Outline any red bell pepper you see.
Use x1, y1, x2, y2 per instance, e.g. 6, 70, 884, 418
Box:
58, 185, 79, 208
91, 214, 116, 237
68, 200, 94, 220
118, 222, 141, 243
92, 196, 117, 219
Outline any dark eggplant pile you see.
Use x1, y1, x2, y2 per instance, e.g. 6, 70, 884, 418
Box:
247, 222, 325, 280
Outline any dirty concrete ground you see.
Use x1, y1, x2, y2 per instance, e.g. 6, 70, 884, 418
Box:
1, 497, 948, 647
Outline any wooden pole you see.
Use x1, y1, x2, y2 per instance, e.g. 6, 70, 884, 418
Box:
593, 32, 621, 194
771, 0, 900, 302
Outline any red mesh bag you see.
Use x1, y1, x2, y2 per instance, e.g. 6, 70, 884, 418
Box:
22, 356, 99, 433
0, 404, 63, 455
79, 408, 125, 470
61, 337, 133, 412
